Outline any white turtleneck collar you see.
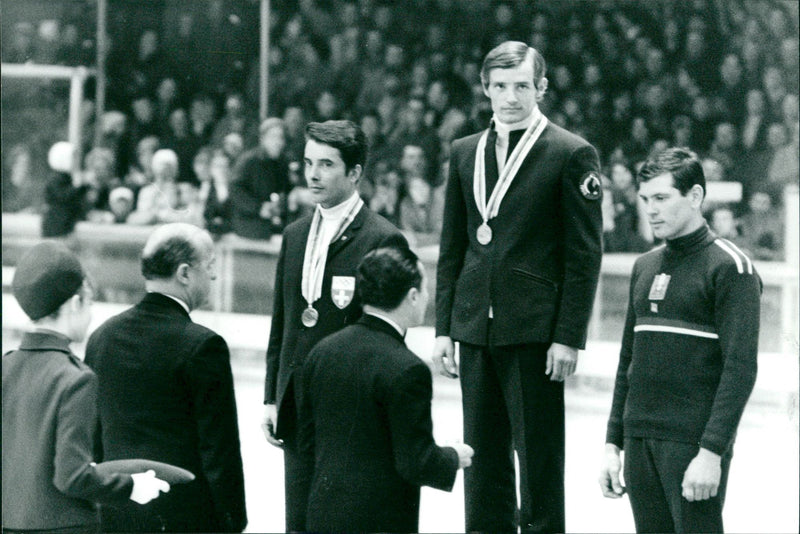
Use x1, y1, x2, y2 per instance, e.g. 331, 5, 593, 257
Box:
493, 107, 542, 171
493, 106, 541, 139
319, 191, 360, 221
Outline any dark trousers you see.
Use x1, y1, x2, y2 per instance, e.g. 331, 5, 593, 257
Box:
280, 378, 313, 533
460, 342, 565, 533
624, 437, 733, 533
283, 432, 310, 532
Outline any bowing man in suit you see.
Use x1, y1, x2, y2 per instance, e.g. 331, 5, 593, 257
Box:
433, 41, 603, 533
297, 245, 474, 533
85, 223, 247, 532
262, 120, 407, 532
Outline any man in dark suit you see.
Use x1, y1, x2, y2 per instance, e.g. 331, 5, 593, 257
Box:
433, 41, 603, 533
296, 246, 473, 532
85, 223, 247, 532
263, 120, 407, 532
3, 242, 169, 533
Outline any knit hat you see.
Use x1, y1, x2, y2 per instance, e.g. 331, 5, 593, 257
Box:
12, 242, 85, 321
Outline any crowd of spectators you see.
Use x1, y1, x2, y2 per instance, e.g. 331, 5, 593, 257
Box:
2, 0, 798, 260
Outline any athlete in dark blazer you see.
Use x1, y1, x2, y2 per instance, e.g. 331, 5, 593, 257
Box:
296, 246, 472, 533
263, 120, 406, 531
85, 224, 247, 532
433, 42, 603, 533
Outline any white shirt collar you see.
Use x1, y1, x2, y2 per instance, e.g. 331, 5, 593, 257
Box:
493, 107, 540, 141
319, 191, 360, 221
151, 291, 190, 314
365, 311, 405, 337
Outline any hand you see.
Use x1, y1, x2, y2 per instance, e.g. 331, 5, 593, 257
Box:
260, 201, 275, 219
263, 404, 283, 448
599, 443, 626, 498
129, 470, 170, 505
546, 343, 578, 381
682, 448, 721, 501
432, 336, 458, 378
449, 442, 474, 469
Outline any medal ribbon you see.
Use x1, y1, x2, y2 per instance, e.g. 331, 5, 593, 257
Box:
301, 194, 364, 308
473, 109, 548, 224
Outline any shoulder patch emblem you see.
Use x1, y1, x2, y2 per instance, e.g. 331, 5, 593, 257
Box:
579, 171, 602, 200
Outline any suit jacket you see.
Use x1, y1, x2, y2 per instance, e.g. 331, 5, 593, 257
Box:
436, 121, 603, 349
2, 331, 133, 530
297, 315, 460, 533
265, 205, 406, 438
85, 293, 247, 532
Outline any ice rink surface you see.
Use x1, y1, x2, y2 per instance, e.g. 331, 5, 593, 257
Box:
234, 328, 799, 534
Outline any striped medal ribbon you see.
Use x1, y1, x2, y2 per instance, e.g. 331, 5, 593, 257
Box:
300, 195, 364, 326
472, 109, 548, 244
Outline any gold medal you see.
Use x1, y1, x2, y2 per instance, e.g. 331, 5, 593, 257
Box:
301, 306, 319, 327
477, 223, 492, 245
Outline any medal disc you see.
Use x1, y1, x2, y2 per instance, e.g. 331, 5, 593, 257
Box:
301, 307, 319, 327
476, 223, 492, 245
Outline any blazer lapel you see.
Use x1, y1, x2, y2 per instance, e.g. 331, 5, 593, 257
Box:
327, 204, 366, 258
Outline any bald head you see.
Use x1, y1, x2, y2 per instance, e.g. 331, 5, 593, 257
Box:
141, 223, 216, 310
141, 223, 213, 280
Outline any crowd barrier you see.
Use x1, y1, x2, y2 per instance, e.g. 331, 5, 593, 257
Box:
3, 211, 798, 356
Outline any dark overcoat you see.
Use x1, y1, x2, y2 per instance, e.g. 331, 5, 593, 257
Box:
2, 331, 133, 530
85, 293, 247, 532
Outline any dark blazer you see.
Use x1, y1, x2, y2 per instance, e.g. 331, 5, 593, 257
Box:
265, 205, 406, 437
297, 315, 460, 533
85, 293, 247, 532
436, 121, 603, 348
2, 331, 133, 530
230, 147, 290, 239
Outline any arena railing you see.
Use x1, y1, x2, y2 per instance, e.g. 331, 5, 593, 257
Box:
2, 184, 798, 355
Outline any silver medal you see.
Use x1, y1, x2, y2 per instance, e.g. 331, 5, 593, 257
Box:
301, 306, 319, 327
476, 223, 492, 245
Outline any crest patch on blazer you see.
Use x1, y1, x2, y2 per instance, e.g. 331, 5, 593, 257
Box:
579, 171, 602, 200
331, 276, 356, 309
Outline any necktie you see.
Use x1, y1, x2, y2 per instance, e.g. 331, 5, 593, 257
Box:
507, 129, 526, 161
484, 127, 499, 195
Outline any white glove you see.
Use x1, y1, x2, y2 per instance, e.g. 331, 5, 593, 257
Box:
129, 469, 170, 504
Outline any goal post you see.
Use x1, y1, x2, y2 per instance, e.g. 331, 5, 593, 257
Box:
1, 62, 95, 179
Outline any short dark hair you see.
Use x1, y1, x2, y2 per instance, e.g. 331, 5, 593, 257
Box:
637, 146, 705, 196
305, 120, 367, 172
357, 246, 422, 311
141, 235, 203, 280
481, 41, 547, 93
